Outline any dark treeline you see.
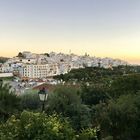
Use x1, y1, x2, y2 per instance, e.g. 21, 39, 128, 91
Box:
54, 65, 140, 83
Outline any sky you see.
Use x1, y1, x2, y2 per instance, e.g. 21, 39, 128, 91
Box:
0, 0, 140, 64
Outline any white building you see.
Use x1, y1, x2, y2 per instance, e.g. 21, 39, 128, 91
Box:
1, 51, 128, 79
19, 64, 60, 79
0, 73, 13, 78
0, 63, 13, 73
17, 58, 37, 64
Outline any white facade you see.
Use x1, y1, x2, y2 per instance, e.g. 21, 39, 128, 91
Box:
17, 58, 36, 64
20, 64, 60, 79
0, 64, 13, 73
0, 73, 13, 78
19, 62, 84, 79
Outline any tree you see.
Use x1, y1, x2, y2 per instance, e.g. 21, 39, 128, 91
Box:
77, 128, 98, 140
0, 81, 20, 121
20, 90, 41, 110
0, 111, 98, 140
44, 53, 50, 57
17, 52, 25, 58
94, 93, 140, 140
47, 86, 81, 114
110, 74, 140, 98
0, 111, 76, 140
80, 85, 109, 106
47, 86, 92, 130
0, 57, 9, 63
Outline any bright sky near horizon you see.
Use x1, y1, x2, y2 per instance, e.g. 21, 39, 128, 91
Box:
0, 0, 140, 64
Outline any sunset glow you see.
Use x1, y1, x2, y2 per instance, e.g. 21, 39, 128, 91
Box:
0, 0, 140, 64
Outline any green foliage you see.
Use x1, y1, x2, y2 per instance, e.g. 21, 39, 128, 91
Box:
0, 76, 14, 81
17, 52, 25, 58
0, 57, 9, 63
47, 86, 81, 114
0, 111, 76, 140
20, 90, 41, 110
54, 66, 140, 87
47, 86, 92, 130
77, 128, 98, 140
0, 81, 20, 121
44, 53, 50, 57
110, 74, 140, 98
102, 136, 113, 140
95, 93, 140, 140
81, 85, 109, 105
1, 65, 140, 139
54, 66, 139, 83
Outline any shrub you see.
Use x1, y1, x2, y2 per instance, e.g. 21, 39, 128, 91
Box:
0, 111, 76, 140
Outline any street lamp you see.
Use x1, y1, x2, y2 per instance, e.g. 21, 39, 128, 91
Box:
38, 87, 48, 112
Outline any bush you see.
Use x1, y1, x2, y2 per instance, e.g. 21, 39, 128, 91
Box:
0, 111, 76, 140
0, 81, 20, 121
102, 136, 113, 140
47, 86, 92, 130
20, 90, 40, 110
77, 128, 98, 140
95, 93, 140, 140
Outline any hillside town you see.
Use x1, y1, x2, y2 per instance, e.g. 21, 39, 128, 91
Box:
1, 0, 140, 139
0, 51, 128, 79
0, 51, 128, 94
0, 51, 127, 94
